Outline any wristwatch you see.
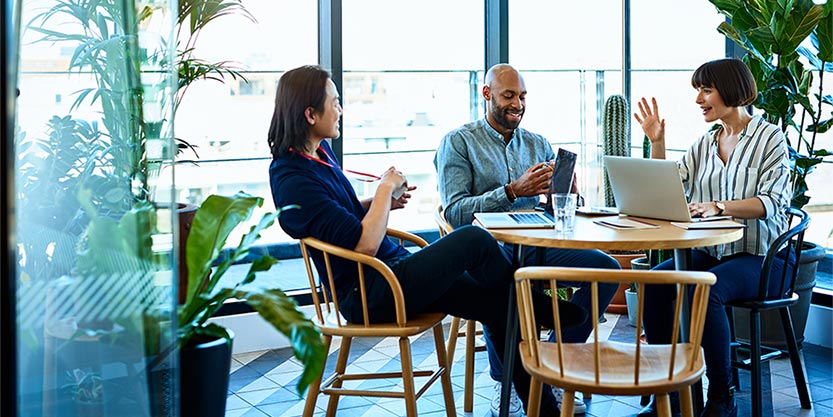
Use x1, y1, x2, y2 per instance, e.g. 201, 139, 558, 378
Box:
714, 201, 726, 216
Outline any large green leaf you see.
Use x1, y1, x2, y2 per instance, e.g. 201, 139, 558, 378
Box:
772, 1, 824, 54
201, 208, 293, 295
718, 22, 771, 64
185, 192, 262, 303
807, 116, 833, 133
236, 289, 326, 395
710, 0, 743, 18
817, 8, 833, 62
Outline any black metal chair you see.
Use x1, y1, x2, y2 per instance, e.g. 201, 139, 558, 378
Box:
725, 206, 812, 417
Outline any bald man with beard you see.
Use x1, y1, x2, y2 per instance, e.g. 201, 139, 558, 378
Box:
434, 63, 620, 417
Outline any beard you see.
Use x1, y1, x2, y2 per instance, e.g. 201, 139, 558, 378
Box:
489, 96, 523, 130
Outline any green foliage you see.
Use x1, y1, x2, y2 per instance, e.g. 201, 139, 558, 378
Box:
174, 0, 255, 112
28, 0, 152, 206
177, 192, 326, 395
603, 95, 631, 207
709, 0, 833, 208
62, 369, 103, 403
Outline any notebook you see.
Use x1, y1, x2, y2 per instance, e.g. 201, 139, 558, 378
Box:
474, 211, 555, 229
671, 219, 747, 230
603, 156, 694, 222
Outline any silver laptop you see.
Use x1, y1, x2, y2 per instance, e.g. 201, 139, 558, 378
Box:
603, 156, 693, 222
474, 211, 555, 229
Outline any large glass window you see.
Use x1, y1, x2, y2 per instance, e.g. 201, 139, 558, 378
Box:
631, 1, 725, 154
510, 0, 623, 206
510, 0, 725, 207
341, 0, 484, 233
155, 0, 318, 246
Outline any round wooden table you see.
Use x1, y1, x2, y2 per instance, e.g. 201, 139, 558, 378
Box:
481, 213, 744, 417
482, 214, 744, 253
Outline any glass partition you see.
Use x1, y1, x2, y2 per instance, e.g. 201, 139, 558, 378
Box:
13, 0, 178, 415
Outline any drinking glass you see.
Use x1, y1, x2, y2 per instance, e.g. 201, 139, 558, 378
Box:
551, 193, 578, 232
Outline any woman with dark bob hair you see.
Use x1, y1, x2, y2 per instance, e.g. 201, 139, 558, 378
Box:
267, 65, 586, 417
634, 58, 791, 417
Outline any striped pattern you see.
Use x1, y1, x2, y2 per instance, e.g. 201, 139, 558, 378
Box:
678, 115, 791, 258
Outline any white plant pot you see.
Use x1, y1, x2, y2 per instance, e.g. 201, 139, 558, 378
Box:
625, 289, 639, 327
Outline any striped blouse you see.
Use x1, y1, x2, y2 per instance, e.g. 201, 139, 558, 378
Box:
678, 114, 791, 258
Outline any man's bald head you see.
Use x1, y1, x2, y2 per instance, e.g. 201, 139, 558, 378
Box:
484, 63, 520, 88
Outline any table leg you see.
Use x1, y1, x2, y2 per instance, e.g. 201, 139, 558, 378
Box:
499, 244, 524, 417
673, 248, 704, 415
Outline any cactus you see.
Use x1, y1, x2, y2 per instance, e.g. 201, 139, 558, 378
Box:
602, 95, 631, 207
642, 134, 651, 159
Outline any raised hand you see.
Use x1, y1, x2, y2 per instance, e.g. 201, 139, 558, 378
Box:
634, 97, 665, 144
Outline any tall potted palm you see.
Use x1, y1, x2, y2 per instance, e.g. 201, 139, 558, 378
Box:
708, 0, 831, 348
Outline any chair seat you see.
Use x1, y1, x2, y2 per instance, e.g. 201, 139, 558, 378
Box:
521, 340, 706, 396
318, 310, 447, 338
726, 292, 799, 311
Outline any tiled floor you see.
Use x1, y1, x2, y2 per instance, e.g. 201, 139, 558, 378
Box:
226, 313, 832, 417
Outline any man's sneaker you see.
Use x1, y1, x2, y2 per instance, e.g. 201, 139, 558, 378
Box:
552, 386, 586, 414
490, 382, 524, 417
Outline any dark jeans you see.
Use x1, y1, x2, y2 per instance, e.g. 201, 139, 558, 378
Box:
338, 225, 582, 417
644, 249, 790, 390
485, 245, 621, 381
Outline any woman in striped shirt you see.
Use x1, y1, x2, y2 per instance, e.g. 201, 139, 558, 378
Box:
633, 58, 792, 417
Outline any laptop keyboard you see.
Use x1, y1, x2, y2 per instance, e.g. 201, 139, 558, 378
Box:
508, 212, 551, 225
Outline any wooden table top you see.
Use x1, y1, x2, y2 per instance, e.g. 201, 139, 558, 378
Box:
477, 213, 744, 252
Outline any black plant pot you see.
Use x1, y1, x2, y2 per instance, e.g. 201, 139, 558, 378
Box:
180, 331, 233, 417
733, 241, 825, 350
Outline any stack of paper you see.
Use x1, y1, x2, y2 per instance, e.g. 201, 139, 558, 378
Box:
671, 219, 747, 230
593, 217, 660, 230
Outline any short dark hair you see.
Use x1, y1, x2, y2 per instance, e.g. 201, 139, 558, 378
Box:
691, 58, 757, 107
268, 65, 331, 159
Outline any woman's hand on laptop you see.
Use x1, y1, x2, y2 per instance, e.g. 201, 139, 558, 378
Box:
688, 201, 719, 218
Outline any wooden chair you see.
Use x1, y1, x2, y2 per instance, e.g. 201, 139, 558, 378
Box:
726, 207, 812, 417
299, 229, 457, 417
433, 204, 485, 412
514, 266, 716, 417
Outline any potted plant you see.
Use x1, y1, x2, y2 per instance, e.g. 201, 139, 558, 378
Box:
62, 368, 105, 417
624, 282, 640, 327
25, 0, 254, 292
150, 191, 326, 417
708, 0, 831, 348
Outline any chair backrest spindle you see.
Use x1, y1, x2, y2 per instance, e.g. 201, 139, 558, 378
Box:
758, 207, 809, 301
